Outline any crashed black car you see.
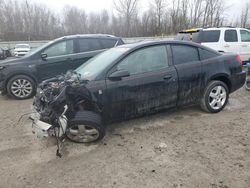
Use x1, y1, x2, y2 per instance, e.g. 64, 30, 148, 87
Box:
32, 40, 246, 145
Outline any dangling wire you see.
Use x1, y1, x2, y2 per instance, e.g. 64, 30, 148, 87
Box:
16, 112, 37, 125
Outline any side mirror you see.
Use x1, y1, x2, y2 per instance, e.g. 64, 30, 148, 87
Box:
108, 70, 130, 80
41, 53, 47, 60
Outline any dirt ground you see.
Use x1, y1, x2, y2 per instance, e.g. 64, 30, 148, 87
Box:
0, 86, 249, 188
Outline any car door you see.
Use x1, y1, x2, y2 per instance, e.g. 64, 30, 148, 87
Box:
36, 39, 75, 81
105, 45, 178, 121
223, 29, 240, 55
239, 29, 250, 61
171, 44, 202, 106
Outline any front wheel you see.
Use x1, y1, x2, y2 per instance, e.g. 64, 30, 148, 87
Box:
7, 75, 36, 99
200, 80, 229, 113
66, 111, 105, 143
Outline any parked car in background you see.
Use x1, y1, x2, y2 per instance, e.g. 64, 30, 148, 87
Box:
0, 34, 124, 99
0, 48, 7, 60
2, 47, 12, 57
175, 27, 250, 63
32, 40, 246, 143
14, 44, 31, 57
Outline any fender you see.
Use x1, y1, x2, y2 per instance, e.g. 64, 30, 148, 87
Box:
206, 73, 232, 92
3, 68, 38, 90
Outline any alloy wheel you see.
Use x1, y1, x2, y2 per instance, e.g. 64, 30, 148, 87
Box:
67, 124, 100, 143
10, 79, 33, 98
208, 85, 227, 110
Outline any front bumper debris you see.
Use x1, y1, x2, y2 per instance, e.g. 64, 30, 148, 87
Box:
32, 119, 52, 138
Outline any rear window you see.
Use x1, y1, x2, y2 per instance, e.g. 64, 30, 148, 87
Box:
100, 39, 117, 49
79, 39, 102, 52
199, 30, 220, 43
171, 45, 199, 65
199, 48, 219, 60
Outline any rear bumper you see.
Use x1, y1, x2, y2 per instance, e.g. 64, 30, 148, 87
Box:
230, 71, 246, 93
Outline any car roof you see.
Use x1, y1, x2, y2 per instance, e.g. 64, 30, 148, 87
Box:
178, 27, 248, 33
54, 34, 121, 42
116, 40, 221, 56
15, 43, 30, 46
117, 40, 203, 49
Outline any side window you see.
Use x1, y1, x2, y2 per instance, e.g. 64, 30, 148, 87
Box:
199, 48, 219, 60
79, 39, 102, 52
44, 40, 73, 57
117, 46, 168, 75
171, 45, 199, 64
199, 30, 220, 43
100, 39, 117, 49
240, 30, 250, 42
224, 30, 238, 42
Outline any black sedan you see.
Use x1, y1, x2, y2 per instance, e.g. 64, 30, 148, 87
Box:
32, 40, 246, 143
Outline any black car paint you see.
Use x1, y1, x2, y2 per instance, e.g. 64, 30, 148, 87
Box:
0, 35, 124, 94
64, 40, 246, 122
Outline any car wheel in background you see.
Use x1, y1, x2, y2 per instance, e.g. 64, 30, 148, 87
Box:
246, 78, 250, 91
200, 80, 229, 113
7, 75, 36, 99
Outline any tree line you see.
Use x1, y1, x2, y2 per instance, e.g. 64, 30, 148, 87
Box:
0, 0, 249, 41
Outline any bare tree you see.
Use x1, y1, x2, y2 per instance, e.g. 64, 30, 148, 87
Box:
150, 0, 166, 35
241, 3, 250, 28
113, 0, 140, 37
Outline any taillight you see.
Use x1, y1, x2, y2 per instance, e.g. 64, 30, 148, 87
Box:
236, 55, 243, 66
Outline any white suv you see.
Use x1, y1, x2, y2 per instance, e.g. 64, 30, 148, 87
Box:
175, 27, 250, 62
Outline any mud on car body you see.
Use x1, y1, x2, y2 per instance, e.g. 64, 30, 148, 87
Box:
31, 40, 246, 149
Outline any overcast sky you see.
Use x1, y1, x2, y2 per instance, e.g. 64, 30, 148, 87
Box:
31, 0, 248, 22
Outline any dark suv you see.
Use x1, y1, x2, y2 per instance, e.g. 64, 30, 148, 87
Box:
0, 34, 124, 99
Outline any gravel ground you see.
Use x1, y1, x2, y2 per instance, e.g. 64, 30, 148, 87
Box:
0, 86, 249, 188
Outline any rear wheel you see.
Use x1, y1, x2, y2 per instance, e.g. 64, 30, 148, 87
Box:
7, 75, 36, 99
200, 80, 229, 113
66, 111, 105, 143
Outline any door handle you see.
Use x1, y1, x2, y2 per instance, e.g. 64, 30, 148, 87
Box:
163, 74, 172, 80
224, 44, 230, 47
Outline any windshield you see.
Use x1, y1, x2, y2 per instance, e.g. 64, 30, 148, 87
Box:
15, 44, 30, 49
76, 47, 130, 80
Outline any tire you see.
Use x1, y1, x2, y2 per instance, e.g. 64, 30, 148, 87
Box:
7, 75, 36, 100
66, 111, 105, 143
200, 80, 229, 113
246, 78, 250, 91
